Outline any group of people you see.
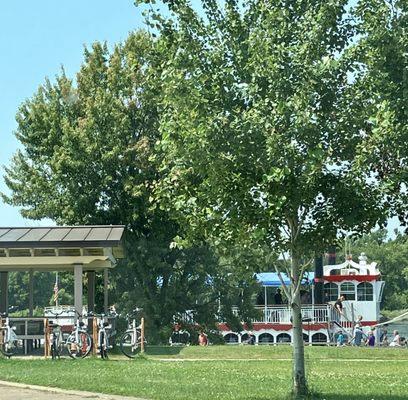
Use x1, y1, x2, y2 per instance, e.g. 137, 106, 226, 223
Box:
338, 327, 406, 347
333, 296, 407, 348
337, 326, 375, 347
337, 316, 406, 348
380, 329, 406, 347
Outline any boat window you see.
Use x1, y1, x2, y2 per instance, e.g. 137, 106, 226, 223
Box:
357, 282, 373, 301
224, 333, 239, 344
276, 333, 291, 343
312, 333, 327, 343
340, 282, 355, 300
258, 333, 274, 344
324, 283, 338, 302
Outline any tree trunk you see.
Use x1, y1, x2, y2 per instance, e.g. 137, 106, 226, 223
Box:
291, 254, 308, 398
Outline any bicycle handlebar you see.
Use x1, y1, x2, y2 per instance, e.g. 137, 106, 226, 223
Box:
125, 308, 143, 319
87, 311, 117, 318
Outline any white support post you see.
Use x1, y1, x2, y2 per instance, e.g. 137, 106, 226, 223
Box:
74, 264, 83, 321
103, 268, 109, 314
28, 269, 34, 317
264, 286, 267, 322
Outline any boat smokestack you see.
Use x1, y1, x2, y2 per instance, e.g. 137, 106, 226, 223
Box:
328, 245, 336, 265
314, 255, 324, 304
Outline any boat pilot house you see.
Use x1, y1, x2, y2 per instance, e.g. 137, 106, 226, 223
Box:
0, 225, 124, 354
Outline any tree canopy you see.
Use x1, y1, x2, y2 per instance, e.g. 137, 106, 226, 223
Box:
1, 31, 260, 340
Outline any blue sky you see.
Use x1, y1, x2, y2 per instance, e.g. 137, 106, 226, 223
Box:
0, 1, 402, 235
0, 0, 144, 226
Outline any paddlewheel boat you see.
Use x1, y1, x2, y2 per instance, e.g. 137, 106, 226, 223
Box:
219, 253, 384, 345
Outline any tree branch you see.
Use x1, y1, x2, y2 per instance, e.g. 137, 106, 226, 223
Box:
273, 264, 291, 300
293, 257, 314, 299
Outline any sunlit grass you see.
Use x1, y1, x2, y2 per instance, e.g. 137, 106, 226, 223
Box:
0, 346, 407, 399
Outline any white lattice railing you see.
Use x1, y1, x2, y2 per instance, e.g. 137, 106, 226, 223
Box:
232, 305, 331, 324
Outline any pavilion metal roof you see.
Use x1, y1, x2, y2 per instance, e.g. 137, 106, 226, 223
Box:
0, 226, 125, 249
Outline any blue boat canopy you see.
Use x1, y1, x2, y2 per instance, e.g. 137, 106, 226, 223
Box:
256, 272, 315, 287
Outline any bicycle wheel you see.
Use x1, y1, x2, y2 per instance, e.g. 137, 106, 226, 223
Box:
51, 339, 57, 360
120, 330, 146, 358
99, 331, 108, 360
1, 341, 19, 358
66, 331, 92, 359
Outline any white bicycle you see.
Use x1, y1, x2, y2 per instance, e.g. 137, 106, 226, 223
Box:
0, 313, 20, 358
88, 311, 115, 359
65, 310, 92, 359
120, 308, 146, 358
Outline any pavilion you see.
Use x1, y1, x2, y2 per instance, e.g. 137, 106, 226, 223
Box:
0, 225, 125, 318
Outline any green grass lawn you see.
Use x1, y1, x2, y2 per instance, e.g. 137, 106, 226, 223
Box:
0, 346, 407, 399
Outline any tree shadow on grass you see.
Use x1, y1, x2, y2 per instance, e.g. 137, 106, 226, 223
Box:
144, 345, 185, 356
308, 395, 408, 400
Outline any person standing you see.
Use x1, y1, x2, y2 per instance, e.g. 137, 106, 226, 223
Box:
350, 326, 364, 346
334, 295, 345, 316
274, 288, 283, 305
337, 331, 345, 346
355, 315, 363, 328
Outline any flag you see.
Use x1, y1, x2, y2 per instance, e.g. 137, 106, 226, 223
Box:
53, 273, 59, 305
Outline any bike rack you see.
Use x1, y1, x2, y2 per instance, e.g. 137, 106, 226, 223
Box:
2, 315, 120, 358
44, 318, 50, 358
0, 318, 3, 347
92, 317, 98, 356
140, 317, 145, 354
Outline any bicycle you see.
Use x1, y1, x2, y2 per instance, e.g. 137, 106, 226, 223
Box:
89, 312, 115, 359
169, 329, 190, 346
65, 310, 92, 359
119, 308, 146, 358
47, 309, 65, 360
0, 313, 20, 358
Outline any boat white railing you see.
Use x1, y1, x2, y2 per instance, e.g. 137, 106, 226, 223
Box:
328, 305, 354, 333
232, 305, 331, 324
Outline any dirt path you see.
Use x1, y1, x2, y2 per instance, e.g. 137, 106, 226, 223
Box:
0, 382, 144, 400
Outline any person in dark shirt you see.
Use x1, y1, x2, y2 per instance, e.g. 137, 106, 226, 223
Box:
274, 288, 283, 305
334, 295, 345, 315
366, 330, 375, 347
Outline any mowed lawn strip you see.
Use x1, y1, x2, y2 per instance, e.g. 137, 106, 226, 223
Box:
0, 358, 293, 400
145, 344, 408, 361
0, 347, 407, 399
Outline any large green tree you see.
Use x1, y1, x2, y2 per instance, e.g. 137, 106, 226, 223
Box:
2, 31, 259, 340
142, 0, 395, 395
353, 0, 407, 225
